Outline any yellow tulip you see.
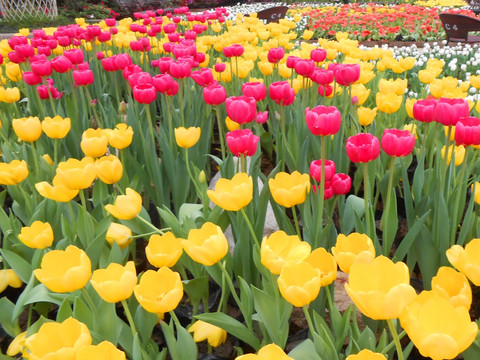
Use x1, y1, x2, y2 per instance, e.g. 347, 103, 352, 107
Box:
34, 245, 92, 293
95, 155, 123, 184
188, 320, 227, 347
473, 182, 480, 205
181, 222, 228, 266
207, 172, 253, 211
18, 221, 54, 249
441, 145, 465, 166
278, 261, 321, 307
107, 123, 134, 149
0, 159, 28, 185
42, 154, 54, 166
258, 61, 273, 76
12, 116, 42, 142
378, 78, 407, 95
106, 223, 133, 249
6, 331, 27, 356
35, 175, 79, 202
236, 343, 293, 360
81, 128, 109, 158
375, 92, 402, 114
357, 107, 377, 127
42, 116, 71, 139
304, 247, 337, 286
0, 269, 22, 293
447, 238, 480, 285
346, 349, 387, 360
444, 126, 455, 142
0, 86, 20, 103
331, 233, 375, 273
76, 341, 126, 360
55, 157, 97, 190
134, 267, 183, 313
345, 256, 416, 320
90, 261, 137, 303
24, 317, 92, 360
350, 84, 370, 106
405, 98, 417, 118
146, 232, 183, 268
418, 69, 436, 84
5, 63, 21, 82
268, 171, 310, 208
105, 188, 142, 220
469, 74, 480, 89
225, 116, 240, 131
174, 127, 201, 148
398, 57, 415, 71
261, 230, 311, 275
278, 63, 292, 79
431, 266, 471, 310
400, 291, 477, 360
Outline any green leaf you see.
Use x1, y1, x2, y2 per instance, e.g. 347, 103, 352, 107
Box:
77, 204, 96, 248
134, 305, 158, 344
252, 286, 291, 348
56, 298, 73, 322
1, 249, 33, 283
289, 339, 323, 360
393, 211, 429, 262
160, 321, 179, 360
0, 298, 19, 336
73, 296, 95, 330
96, 302, 123, 344
132, 333, 143, 360
340, 195, 365, 234
175, 322, 198, 360
237, 276, 254, 327
195, 312, 260, 350
183, 276, 209, 309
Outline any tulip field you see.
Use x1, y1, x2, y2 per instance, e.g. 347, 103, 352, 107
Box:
1, 1, 480, 359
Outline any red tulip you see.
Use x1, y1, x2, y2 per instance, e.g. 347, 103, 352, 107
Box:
267, 47, 285, 64
63, 48, 84, 65
242, 82, 266, 102
203, 83, 226, 106
158, 57, 173, 74
163, 23, 177, 33
37, 46, 52, 57
105, 18, 116, 26
57, 35, 71, 47
269, 81, 295, 106
72, 69, 94, 86
37, 81, 63, 100
214, 63, 226, 73
114, 53, 132, 70
7, 36, 28, 50
334, 63, 360, 86
222, 44, 244, 58
133, 84, 157, 104
286, 56, 300, 69
255, 111, 269, 124
311, 69, 333, 85
310, 48, 327, 62
305, 105, 341, 136
128, 72, 152, 88
225, 96, 257, 124
381, 128, 416, 157
226, 129, 259, 157
310, 159, 336, 182
331, 173, 351, 195
7, 51, 25, 64
191, 68, 214, 87
312, 182, 334, 200
346, 133, 380, 163
455, 117, 480, 146
318, 85, 333, 97
14, 44, 34, 59
294, 59, 315, 77
435, 98, 470, 126
31, 60, 52, 77
122, 64, 142, 80
23, 71, 42, 85
51, 56, 73, 73
169, 61, 192, 79
413, 99, 437, 123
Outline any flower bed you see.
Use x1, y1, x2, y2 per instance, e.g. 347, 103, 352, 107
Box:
0, 3, 479, 360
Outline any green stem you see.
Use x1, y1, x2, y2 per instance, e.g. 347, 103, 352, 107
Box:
363, 162, 375, 241
382, 157, 396, 256
137, 215, 163, 234
121, 299, 138, 337
85, 87, 103, 128
81, 288, 97, 314
387, 318, 404, 360
53, 138, 59, 165
215, 105, 226, 160
240, 207, 260, 249
79, 189, 88, 212
178, 80, 185, 127
291, 205, 302, 240
185, 149, 203, 201
31, 142, 41, 181
302, 305, 317, 336
145, 104, 156, 149
217, 261, 245, 325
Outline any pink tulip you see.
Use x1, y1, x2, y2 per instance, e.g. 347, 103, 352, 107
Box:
226, 129, 259, 157
225, 96, 257, 124
381, 129, 416, 157
269, 81, 295, 106
346, 133, 380, 163
305, 105, 341, 136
